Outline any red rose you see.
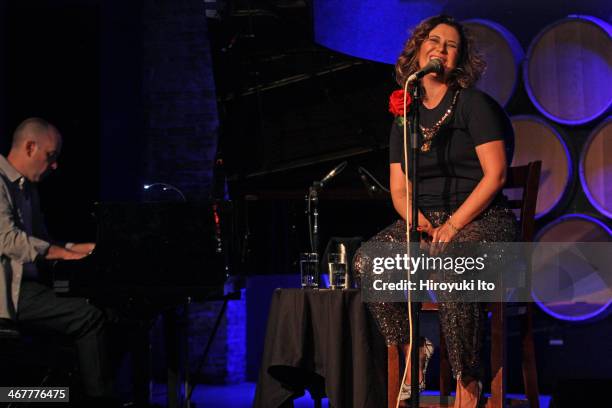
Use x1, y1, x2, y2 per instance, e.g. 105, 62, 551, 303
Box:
389, 89, 412, 117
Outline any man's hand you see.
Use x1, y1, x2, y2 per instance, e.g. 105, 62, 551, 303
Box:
45, 245, 89, 261
69, 243, 95, 255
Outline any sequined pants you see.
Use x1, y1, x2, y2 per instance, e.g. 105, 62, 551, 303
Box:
354, 206, 518, 381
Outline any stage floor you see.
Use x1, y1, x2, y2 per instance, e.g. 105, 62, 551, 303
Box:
150, 383, 552, 407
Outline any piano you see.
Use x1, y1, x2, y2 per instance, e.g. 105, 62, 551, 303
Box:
53, 201, 231, 299
52, 201, 236, 408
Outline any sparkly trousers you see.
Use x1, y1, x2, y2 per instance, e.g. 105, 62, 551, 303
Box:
354, 206, 518, 381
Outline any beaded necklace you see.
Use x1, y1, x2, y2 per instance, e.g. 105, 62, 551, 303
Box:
419, 89, 460, 152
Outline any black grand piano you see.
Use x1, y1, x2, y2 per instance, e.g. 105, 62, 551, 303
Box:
54, 201, 230, 299
52, 201, 234, 408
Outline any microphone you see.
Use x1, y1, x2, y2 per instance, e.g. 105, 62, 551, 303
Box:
358, 166, 391, 195
318, 161, 348, 188
358, 167, 378, 196
406, 58, 444, 83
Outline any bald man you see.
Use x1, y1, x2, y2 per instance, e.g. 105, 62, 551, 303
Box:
0, 118, 114, 404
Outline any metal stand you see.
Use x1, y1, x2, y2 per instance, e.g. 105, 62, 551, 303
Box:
164, 298, 195, 408
163, 309, 180, 408
408, 83, 423, 408
306, 183, 321, 255
182, 298, 193, 408
186, 294, 233, 404
305, 162, 347, 258
132, 317, 153, 407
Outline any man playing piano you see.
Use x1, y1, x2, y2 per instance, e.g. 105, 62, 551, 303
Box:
0, 118, 115, 405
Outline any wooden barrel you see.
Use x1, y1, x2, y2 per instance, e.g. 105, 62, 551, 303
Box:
580, 117, 612, 218
509, 116, 573, 218
463, 19, 523, 107
532, 214, 612, 321
524, 15, 612, 125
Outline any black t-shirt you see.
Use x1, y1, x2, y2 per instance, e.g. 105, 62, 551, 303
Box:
389, 87, 514, 210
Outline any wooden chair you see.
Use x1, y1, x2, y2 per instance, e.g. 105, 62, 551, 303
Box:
387, 161, 542, 408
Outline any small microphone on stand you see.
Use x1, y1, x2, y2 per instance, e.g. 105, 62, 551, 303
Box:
307, 161, 348, 254
358, 167, 378, 196
406, 58, 444, 83
357, 166, 390, 196
317, 161, 348, 189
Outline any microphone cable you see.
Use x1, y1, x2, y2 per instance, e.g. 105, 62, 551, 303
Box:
357, 166, 391, 194
395, 77, 414, 408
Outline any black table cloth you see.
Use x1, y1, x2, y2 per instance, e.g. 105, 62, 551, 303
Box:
254, 289, 387, 408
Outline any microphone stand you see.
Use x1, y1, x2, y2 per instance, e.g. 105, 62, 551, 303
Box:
408, 82, 422, 408
306, 162, 347, 256
307, 182, 321, 255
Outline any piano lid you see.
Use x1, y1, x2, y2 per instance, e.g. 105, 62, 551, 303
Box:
88, 201, 229, 287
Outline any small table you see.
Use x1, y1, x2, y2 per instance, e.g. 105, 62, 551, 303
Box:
254, 288, 386, 408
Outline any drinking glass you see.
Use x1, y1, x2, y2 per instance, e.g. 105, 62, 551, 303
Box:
300, 253, 319, 289
328, 252, 347, 289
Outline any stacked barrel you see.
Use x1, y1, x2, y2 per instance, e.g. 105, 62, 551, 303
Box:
465, 16, 611, 321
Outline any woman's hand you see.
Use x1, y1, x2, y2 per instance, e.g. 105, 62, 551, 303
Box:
416, 219, 434, 236
423, 221, 460, 255
414, 219, 435, 250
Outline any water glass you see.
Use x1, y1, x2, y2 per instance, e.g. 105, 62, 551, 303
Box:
328, 253, 348, 289
300, 253, 319, 289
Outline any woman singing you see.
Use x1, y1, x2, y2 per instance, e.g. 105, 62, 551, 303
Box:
354, 15, 518, 407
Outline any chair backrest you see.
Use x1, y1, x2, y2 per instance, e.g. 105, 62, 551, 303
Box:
503, 161, 542, 242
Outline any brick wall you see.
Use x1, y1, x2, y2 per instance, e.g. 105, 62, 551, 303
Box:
141, 0, 219, 200
188, 289, 247, 384
141, 0, 243, 384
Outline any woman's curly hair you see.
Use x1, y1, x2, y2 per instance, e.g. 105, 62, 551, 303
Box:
395, 15, 486, 89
